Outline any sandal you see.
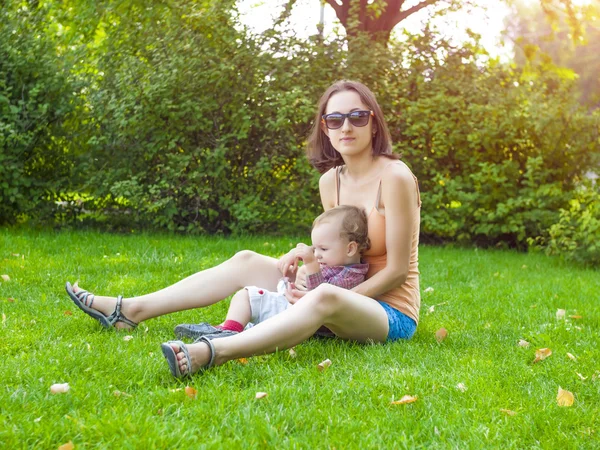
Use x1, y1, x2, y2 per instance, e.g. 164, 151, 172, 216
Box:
65, 281, 138, 329
160, 337, 215, 379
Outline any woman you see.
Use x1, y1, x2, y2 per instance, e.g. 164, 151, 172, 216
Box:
66, 80, 421, 377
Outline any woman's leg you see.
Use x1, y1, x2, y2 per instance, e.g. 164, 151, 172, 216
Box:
73, 251, 281, 326
170, 284, 390, 374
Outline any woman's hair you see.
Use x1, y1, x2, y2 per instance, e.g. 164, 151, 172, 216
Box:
313, 205, 371, 254
306, 80, 398, 174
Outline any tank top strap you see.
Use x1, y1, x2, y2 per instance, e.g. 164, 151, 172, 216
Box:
374, 160, 399, 211
335, 166, 342, 207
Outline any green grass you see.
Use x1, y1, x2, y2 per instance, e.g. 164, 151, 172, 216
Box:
1, 228, 599, 449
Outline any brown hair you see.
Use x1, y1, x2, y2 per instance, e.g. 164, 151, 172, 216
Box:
306, 80, 398, 174
312, 205, 371, 254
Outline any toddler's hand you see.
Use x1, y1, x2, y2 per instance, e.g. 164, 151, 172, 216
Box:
295, 243, 315, 264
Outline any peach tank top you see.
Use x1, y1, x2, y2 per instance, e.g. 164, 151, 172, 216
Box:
335, 162, 421, 324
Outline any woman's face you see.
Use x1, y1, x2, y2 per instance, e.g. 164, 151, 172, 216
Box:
322, 90, 374, 159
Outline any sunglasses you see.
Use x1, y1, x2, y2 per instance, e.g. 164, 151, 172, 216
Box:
321, 110, 374, 130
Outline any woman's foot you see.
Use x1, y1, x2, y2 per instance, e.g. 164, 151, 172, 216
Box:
161, 340, 214, 378
66, 282, 138, 330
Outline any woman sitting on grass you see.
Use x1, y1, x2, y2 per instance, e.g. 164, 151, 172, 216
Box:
65, 79, 421, 377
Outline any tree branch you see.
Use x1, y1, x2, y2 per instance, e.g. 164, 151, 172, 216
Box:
393, 0, 440, 25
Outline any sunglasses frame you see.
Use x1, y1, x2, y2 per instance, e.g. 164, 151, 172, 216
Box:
321, 110, 374, 130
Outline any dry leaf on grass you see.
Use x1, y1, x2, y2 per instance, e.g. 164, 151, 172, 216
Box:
391, 395, 418, 405
237, 358, 249, 365
64, 310, 73, 316
50, 383, 70, 394
1, 274, 10, 282
317, 359, 332, 371
58, 442, 74, 450
7, 297, 14, 303
533, 348, 552, 364
427, 305, 435, 314
255, 392, 268, 399
569, 315, 583, 319
435, 328, 448, 343
456, 383, 467, 392
123, 335, 133, 341
567, 353, 577, 361
500, 409, 516, 416
289, 348, 297, 358
518, 339, 530, 348
557, 387, 574, 407
185, 386, 197, 399
556, 309, 566, 320
424, 287, 434, 293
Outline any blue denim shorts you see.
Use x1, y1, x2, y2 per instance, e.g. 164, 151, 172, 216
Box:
377, 301, 417, 341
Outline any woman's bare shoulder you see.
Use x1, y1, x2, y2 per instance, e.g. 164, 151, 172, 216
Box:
319, 167, 337, 210
381, 160, 416, 185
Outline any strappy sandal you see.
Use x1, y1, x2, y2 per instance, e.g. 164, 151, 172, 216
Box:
160, 337, 215, 379
65, 281, 138, 329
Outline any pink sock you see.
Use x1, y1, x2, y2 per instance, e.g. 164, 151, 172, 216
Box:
219, 320, 244, 333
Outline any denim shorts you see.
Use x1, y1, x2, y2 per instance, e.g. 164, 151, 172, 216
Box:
377, 301, 417, 341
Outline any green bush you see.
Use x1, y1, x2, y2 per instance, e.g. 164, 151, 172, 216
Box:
0, 3, 81, 224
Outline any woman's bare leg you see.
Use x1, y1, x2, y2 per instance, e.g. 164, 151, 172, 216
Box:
72, 251, 281, 326
170, 284, 390, 375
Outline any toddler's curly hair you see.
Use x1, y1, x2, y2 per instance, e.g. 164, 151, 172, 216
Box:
312, 205, 371, 254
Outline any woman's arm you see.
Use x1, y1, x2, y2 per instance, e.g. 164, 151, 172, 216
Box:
352, 163, 418, 299
319, 168, 337, 212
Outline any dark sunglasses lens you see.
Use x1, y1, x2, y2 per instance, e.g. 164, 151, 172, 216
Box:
325, 115, 344, 129
348, 111, 370, 127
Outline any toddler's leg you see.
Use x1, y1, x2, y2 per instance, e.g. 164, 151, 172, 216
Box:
219, 289, 252, 333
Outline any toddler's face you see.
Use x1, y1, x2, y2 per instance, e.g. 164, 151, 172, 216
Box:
311, 219, 353, 267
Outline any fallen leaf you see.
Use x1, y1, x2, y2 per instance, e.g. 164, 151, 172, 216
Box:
533, 348, 552, 364
1, 274, 9, 282
435, 328, 448, 343
576, 372, 587, 381
11, 253, 20, 257
518, 339, 530, 348
255, 392, 268, 399
424, 287, 434, 293
567, 353, 577, 361
185, 386, 197, 399
50, 383, 70, 394
237, 358, 249, 365
500, 409, 516, 416
427, 305, 435, 314
7, 297, 14, 303
123, 335, 133, 341
557, 387, 574, 407
317, 359, 332, 372
289, 348, 297, 358
556, 309, 566, 320
569, 315, 583, 319
58, 442, 74, 450
64, 310, 73, 316
456, 383, 467, 392
391, 395, 418, 405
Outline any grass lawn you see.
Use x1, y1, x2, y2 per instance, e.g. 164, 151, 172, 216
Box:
1, 228, 599, 449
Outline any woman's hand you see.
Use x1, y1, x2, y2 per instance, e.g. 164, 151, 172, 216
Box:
277, 249, 299, 280
284, 284, 308, 304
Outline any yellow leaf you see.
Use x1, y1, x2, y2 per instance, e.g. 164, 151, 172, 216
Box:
64, 310, 73, 316
557, 387, 574, 407
500, 409, 516, 416
435, 328, 448, 343
255, 392, 268, 399
533, 348, 552, 364
185, 386, 197, 399
237, 358, 249, 365
317, 359, 332, 372
569, 315, 583, 319
58, 442, 74, 450
391, 395, 418, 405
